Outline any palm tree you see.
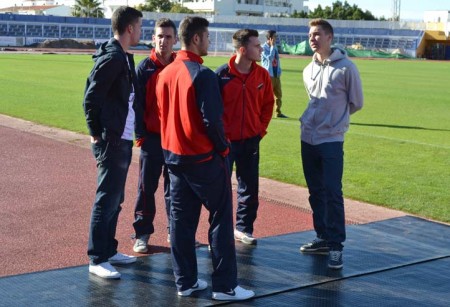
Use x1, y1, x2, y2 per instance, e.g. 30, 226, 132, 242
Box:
73, 0, 104, 18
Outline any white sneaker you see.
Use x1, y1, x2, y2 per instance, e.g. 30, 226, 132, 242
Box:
89, 262, 121, 279
212, 285, 255, 301
133, 235, 150, 253
108, 252, 136, 265
167, 234, 202, 247
177, 279, 208, 297
234, 229, 257, 245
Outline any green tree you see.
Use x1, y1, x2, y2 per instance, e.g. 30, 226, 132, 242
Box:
309, 4, 323, 18
307, 1, 377, 20
138, 0, 173, 12
170, 3, 194, 14
290, 10, 308, 18
72, 0, 104, 18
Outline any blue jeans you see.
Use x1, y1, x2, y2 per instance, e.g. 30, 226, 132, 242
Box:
133, 133, 170, 237
88, 139, 132, 264
229, 136, 261, 234
301, 141, 345, 251
168, 154, 237, 292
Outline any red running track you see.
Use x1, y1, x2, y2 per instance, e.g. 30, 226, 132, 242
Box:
0, 125, 314, 277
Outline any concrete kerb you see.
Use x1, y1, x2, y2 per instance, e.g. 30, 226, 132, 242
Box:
0, 113, 406, 225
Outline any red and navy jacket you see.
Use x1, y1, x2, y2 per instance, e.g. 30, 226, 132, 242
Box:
215, 55, 274, 141
136, 48, 176, 134
156, 50, 229, 165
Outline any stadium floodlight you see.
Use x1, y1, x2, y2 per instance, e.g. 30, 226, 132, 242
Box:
392, 0, 401, 21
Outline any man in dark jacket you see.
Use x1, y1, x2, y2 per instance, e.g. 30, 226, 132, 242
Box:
83, 6, 144, 279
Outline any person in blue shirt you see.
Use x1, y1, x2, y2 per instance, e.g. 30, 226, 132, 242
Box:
261, 30, 288, 118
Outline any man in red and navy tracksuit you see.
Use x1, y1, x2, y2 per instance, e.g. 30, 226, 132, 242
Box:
216, 29, 275, 245
156, 17, 254, 301
132, 18, 177, 253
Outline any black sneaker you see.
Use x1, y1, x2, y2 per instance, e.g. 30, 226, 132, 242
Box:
276, 113, 288, 118
328, 250, 343, 269
300, 238, 330, 254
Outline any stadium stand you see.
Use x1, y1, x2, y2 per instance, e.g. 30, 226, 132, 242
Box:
0, 13, 424, 57
0, 23, 7, 36
60, 25, 76, 39
43, 24, 59, 38
8, 23, 25, 36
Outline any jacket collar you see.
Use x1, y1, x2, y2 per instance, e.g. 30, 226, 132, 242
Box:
149, 48, 176, 68
228, 54, 258, 78
175, 50, 204, 64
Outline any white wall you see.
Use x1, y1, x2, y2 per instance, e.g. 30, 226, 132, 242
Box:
423, 10, 450, 23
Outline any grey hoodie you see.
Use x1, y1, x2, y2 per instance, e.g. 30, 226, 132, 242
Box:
301, 47, 363, 145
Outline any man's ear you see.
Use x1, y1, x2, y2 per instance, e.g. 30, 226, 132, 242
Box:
192, 33, 200, 46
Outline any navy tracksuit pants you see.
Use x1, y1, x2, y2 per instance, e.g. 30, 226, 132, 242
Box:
133, 133, 170, 237
229, 136, 261, 235
167, 154, 238, 292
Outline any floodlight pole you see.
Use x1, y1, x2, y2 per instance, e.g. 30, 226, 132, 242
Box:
392, 0, 401, 21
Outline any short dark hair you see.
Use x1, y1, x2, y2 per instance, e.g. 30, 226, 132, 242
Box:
266, 30, 276, 40
309, 18, 334, 37
233, 29, 259, 49
155, 18, 177, 36
178, 16, 209, 47
111, 6, 143, 35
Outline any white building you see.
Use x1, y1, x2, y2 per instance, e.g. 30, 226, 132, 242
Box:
0, 2, 71, 16
423, 10, 450, 37
23, 1, 146, 18
172, 0, 307, 17
2, 1, 308, 18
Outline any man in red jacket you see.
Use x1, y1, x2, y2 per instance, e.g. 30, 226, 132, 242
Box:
156, 16, 254, 301
216, 29, 274, 245
132, 18, 177, 253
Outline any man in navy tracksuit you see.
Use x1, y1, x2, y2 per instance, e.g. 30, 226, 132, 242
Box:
216, 29, 274, 245
132, 18, 177, 253
156, 16, 254, 301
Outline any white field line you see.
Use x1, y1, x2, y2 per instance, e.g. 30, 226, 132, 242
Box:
271, 120, 450, 150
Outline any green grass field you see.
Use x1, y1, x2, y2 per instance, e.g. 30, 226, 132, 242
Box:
1, 53, 449, 223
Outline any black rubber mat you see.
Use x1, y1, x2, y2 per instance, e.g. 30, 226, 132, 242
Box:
225, 258, 450, 307
0, 216, 449, 307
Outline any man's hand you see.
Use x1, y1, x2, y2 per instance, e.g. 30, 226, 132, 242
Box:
219, 147, 230, 158
90, 136, 101, 144
269, 37, 276, 46
135, 138, 145, 147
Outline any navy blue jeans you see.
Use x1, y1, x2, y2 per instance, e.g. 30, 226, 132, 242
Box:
88, 139, 132, 265
133, 133, 170, 237
229, 136, 261, 234
301, 141, 345, 251
168, 154, 237, 292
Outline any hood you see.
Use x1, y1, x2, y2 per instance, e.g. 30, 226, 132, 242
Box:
92, 38, 125, 62
313, 47, 347, 65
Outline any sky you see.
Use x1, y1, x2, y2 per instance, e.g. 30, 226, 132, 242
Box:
1, 0, 450, 20
305, 0, 450, 20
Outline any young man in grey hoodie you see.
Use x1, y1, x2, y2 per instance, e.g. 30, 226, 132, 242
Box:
299, 19, 363, 270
